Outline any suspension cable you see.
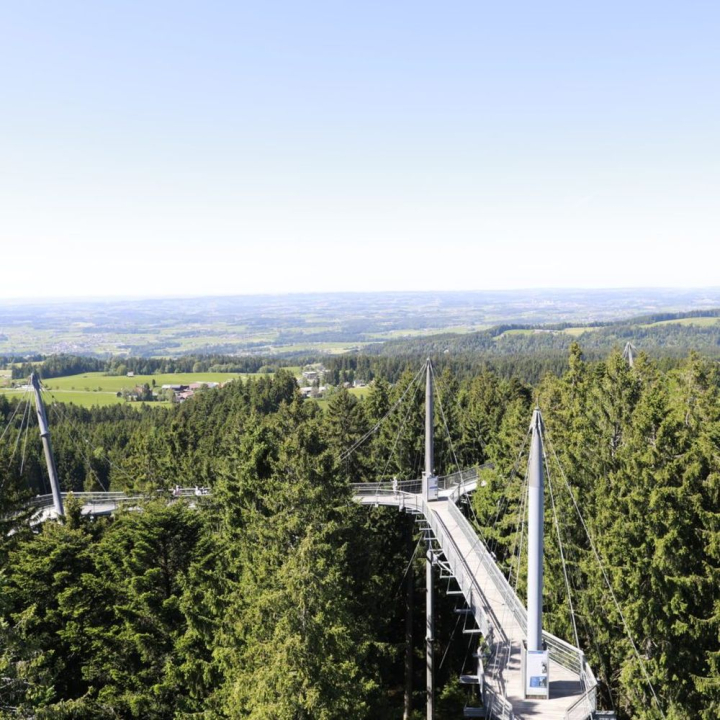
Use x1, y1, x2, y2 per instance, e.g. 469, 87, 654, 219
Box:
10, 394, 32, 463
19, 399, 32, 476
429, 362, 461, 472
0, 387, 30, 446
541, 431, 581, 653
340, 363, 427, 462
488, 429, 531, 557
511, 468, 530, 595
46, 388, 134, 488
391, 532, 423, 600
545, 434, 666, 719
48, 398, 109, 492
377, 370, 425, 481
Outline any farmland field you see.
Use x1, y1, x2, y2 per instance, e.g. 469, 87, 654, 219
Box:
0, 371, 258, 408
561, 326, 603, 336
644, 317, 720, 328
40, 371, 251, 393
0, 388, 170, 409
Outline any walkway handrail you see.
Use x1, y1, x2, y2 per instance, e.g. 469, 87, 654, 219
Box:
483, 684, 513, 720
446, 499, 598, 718
350, 467, 479, 501
351, 479, 422, 495
446, 501, 593, 677
27, 489, 208, 513
418, 495, 493, 640
564, 683, 597, 720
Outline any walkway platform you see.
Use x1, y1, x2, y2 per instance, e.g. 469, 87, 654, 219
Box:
354, 476, 597, 720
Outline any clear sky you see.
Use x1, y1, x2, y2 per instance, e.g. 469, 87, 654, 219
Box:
1, 1, 718, 298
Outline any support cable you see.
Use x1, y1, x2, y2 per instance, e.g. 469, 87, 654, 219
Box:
0, 388, 30, 446
19, 400, 32, 476
392, 532, 423, 601
340, 363, 427, 462
429, 362, 461, 473
10, 395, 31, 463
439, 610, 464, 670
541, 431, 581, 654
546, 435, 666, 719
377, 368, 425, 482
487, 429, 532, 558
47, 398, 109, 492
511, 468, 530, 595
46, 388, 134, 489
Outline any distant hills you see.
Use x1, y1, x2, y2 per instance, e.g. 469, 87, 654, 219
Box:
1, 289, 719, 357
371, 308, 720, 359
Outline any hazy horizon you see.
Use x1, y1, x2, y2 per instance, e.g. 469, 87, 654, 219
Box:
2, 285, 720, 306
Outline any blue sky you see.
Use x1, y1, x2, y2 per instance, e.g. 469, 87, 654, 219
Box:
1, 1, 718, 298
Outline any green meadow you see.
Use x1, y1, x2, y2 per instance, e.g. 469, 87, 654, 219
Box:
40, 371, 250, 394
0, 371, 257, 408
0, 388, 168, 409
644, 317, 720, 328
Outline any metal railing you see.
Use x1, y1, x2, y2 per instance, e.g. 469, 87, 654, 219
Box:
351, 467, 479, 500
446, 500, 598, 718
438, 466, 479, 490
413, 494, 515, 720
564, 671, 598, 720
350, 479, 422, 496
351, 476, 598, 720
27, 488, 209, 516
483, 685, 513, 720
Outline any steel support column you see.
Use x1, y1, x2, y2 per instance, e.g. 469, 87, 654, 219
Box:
426, 544, 434, 720
527, 408, 544, 651
30, 373, 64, 517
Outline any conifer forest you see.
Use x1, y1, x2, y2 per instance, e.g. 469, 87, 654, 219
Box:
0, 345, 718, 719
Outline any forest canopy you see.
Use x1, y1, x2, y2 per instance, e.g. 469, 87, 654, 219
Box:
0, 346, 718, 719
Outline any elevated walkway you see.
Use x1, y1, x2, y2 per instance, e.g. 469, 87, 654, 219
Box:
353, 472, 598, 720
24, 474, 598, 719
24, 488, 206, 523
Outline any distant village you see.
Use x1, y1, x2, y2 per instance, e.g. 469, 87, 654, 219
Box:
297, 363, 367, 399
123, 364, 367, 404
122, 374, 226, 403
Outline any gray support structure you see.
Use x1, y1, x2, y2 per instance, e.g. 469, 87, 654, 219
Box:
426, 544, 434, 720
30, 373, 64, 517
425, 359, 434, 481
527, 408, 544, 651
424, 359, 435, 719
404, 552, 414, 720
623, 341, 635, 368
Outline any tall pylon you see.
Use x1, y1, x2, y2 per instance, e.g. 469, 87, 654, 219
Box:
527, 408, 544, 652
423, 359, 438, 502
623, 341, 636, 368
523, 407, 549, 698
423, 359, 436, 720
30, 373, 64, 517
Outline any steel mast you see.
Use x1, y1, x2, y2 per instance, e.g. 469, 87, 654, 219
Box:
424, 359, 436, 719
523, 407, 549, 697
30, 373, 64, 517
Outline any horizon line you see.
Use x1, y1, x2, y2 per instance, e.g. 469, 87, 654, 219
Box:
2, 285, 720, 305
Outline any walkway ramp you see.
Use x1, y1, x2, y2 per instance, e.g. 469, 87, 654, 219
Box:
354, 474, 597, 720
